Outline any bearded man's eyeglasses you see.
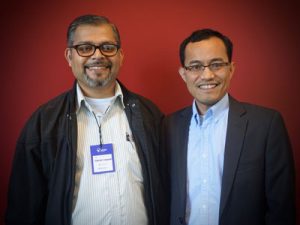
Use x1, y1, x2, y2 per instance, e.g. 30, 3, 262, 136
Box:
70, 43, 120, 57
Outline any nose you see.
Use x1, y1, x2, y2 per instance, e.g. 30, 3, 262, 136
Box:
91, 47, 105, 59
200, 67, 215, 80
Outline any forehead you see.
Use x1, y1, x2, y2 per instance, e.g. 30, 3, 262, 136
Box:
185, 37, 228, 62
73, 24, 117, 44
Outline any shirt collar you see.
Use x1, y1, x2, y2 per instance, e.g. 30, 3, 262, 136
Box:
76, 81, 125, 114
192, 93, 229, 126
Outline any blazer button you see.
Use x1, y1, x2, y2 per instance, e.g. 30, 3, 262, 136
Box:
178, 217, 184, 224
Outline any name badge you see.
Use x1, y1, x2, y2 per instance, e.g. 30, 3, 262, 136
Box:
90, 144, 115, 174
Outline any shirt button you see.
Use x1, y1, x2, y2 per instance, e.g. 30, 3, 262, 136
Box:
202, 204, 207, 209
203, 179, 207, 183
202, 154, 207, 158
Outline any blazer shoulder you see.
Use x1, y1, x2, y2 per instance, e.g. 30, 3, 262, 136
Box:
230, 96, 280, 116
166, 106, 192, 120
163, 106, 192, 133
229, 97, 285, 126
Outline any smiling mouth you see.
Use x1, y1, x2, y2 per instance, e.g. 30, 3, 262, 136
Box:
85, 65, 111, 70
198, 84, 218, 89
85, 60, 112, 70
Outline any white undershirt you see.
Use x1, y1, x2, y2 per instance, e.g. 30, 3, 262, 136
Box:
85, 96, 114, 115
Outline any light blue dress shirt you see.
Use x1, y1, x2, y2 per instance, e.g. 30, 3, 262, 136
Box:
186, 94, 229, 225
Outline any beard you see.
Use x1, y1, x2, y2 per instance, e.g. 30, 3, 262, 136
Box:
82, 71, 113, 88
82, 59, 114, 88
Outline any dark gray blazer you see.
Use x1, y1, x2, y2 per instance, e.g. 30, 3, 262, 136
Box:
162, 96, 295, 225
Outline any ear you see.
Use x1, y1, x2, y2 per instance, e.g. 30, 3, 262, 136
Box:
178, 67, 187, 82
64, 48, 72, 67
118, 48, 124, 66
228, 61, 235, 80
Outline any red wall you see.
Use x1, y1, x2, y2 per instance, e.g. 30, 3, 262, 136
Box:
1, 0, 300, 223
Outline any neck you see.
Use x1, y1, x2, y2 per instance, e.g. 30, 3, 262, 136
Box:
78, 81, 116, 98
195, 101, 209, 115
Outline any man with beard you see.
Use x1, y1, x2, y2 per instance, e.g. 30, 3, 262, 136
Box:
6, 15, 167, 225
163, 28, 295, 225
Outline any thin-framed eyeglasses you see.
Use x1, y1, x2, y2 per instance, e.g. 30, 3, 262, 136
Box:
184, 62, 230, 74
69, 43, 120, 57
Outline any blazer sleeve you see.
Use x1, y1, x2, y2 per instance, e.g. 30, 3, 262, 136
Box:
264, 111, 296, 224
5, 115, 47, 225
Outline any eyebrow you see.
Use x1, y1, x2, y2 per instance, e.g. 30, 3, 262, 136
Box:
73, 41, 94, 45
73, 41, 117, 46
188, 58, 226, 65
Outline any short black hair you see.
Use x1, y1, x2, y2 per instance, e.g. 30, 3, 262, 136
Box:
179, 28, 233, 66
67, 14, 121, 47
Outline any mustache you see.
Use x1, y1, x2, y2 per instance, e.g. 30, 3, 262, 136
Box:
84, 60, 112, 69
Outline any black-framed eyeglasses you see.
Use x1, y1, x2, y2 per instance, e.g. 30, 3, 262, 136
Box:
69, 43, 120, 57
184, 62, 230, 74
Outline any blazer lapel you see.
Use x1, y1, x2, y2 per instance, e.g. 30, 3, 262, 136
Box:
219, 97, 248, 216
173, 107, 192, 216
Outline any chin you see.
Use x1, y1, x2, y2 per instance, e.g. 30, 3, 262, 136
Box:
83, 74, 107, 87
199, 97, 219, 106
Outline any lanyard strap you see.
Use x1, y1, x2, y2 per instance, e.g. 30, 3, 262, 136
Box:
92, 111, 103, 147
91, 105, 111, 147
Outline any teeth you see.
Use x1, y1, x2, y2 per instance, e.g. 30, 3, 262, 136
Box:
199, 84, 216, 89
89, 66, 106, 69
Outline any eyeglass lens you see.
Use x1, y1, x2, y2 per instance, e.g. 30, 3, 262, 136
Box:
75, 44, 118, 57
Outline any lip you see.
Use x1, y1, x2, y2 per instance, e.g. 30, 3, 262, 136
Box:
85, 64, 111, 69
84, 60, 112, 69
84, 64, 111, 76
197, 83, 218, 89
86, 66, 109, 70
